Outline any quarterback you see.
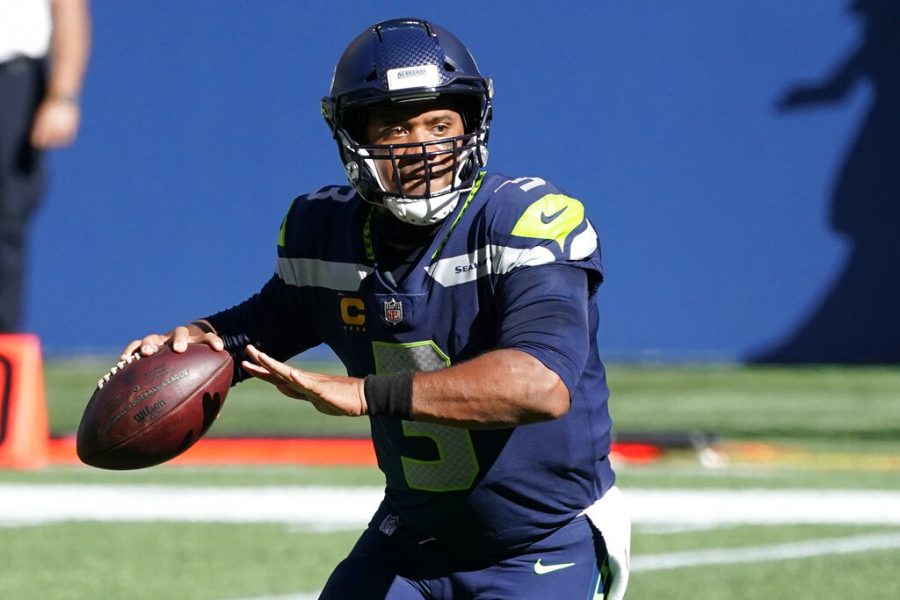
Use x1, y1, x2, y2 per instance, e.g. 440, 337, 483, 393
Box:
124, 18, 630, 600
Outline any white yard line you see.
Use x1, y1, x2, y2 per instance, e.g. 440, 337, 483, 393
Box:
2, 485, 900, 527
0, 484, 382, 527
627, 489, 900, 526
3, 485, 899, 600
632, 531, 900, 571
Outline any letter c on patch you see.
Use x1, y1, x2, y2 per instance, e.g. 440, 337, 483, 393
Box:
340, 297, 366, 326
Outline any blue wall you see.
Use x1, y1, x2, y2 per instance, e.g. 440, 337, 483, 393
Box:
25, 1, 893, 361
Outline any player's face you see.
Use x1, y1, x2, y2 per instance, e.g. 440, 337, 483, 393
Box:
363, 103, 465, 196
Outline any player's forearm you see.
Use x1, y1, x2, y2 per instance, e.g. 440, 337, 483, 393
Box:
410, 349, 570, 429
205, 276, 320, 383
47, 0, 91, 100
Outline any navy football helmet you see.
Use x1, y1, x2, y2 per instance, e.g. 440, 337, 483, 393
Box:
322, 18, 493, 225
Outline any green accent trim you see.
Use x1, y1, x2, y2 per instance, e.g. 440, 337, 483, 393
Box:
430, 170, 487, 261
277, 198, 300, 248
511, 194, 585, 251
278, 217, 287, 247
363, 208, 375, 261
371, 339, 479, 492
371, 340, 450, 374
360, 171, 485, 267
400, 421, 479, 492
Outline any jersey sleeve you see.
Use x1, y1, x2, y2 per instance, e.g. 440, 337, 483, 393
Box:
487, 176, 604, 396
495, 264, 591, 399
204, 275, 321, 384
205, 195, 325, 384
486, 176, 604, 293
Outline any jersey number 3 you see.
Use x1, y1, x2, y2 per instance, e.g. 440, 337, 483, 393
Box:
372, 341, 479, 492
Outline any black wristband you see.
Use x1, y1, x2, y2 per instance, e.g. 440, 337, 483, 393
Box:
364, 371, 414, 420
198, 316, 249, 386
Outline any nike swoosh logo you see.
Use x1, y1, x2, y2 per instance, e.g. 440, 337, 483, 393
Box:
533, 559, 576, 575
540, 206, 568, 224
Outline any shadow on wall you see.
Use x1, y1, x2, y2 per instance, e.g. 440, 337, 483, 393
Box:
750, 0, 900, 364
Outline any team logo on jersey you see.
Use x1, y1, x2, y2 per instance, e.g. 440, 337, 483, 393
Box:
383, 299, 404, 325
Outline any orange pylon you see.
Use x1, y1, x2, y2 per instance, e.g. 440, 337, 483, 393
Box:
0, 334, 49, 469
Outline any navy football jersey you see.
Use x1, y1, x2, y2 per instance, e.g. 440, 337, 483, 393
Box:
237, 171, 614, 555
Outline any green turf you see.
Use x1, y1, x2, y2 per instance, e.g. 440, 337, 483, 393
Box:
615, 462, 900, 490
0, 464, 385, 486
3, 518, 898, 599
607, 364, 900, 443
10, 361, 897, 600
630, 542, 900, 600
44, 360, 900, 445
1, 521, 359, 600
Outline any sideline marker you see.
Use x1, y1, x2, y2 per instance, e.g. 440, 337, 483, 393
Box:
0, 334, 49, 469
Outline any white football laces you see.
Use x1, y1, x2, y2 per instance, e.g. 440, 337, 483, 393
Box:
96, 353, 142, 390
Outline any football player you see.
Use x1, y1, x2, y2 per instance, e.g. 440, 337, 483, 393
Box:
124, 18, 630, 600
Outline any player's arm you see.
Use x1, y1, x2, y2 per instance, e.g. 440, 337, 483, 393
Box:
243, 264, 591, 427
411, 347, 570, 427
244, 345, 566, 425
122, 275, 317, 385
31, 0, 92, 148
407, 261, 590, 426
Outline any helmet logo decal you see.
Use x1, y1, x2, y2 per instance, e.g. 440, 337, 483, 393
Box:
386, 65, 441, 91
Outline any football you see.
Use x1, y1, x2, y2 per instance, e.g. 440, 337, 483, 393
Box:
77, 344, 234, 470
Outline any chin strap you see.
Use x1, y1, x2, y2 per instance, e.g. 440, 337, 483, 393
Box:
362, 171, 487, 267
382, 188, 461, 225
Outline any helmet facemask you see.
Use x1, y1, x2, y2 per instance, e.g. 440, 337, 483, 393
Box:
334, 106, 489, 225
322, 18, 493, 226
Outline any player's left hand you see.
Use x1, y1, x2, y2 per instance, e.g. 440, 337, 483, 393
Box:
242, 344, 367, 417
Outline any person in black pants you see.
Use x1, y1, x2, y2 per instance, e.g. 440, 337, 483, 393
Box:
0, 0, 90, 332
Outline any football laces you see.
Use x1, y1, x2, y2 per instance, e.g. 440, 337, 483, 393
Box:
97, 353, 142, 389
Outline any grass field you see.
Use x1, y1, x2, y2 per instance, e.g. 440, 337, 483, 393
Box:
2, 359, 899, 599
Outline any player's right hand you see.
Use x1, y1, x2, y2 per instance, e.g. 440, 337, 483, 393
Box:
120, 321, 224, 359
30, 97, 81, 148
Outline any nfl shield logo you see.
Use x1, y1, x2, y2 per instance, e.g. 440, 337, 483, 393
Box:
383, 299, 403, 324
379, 514, 399, 536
